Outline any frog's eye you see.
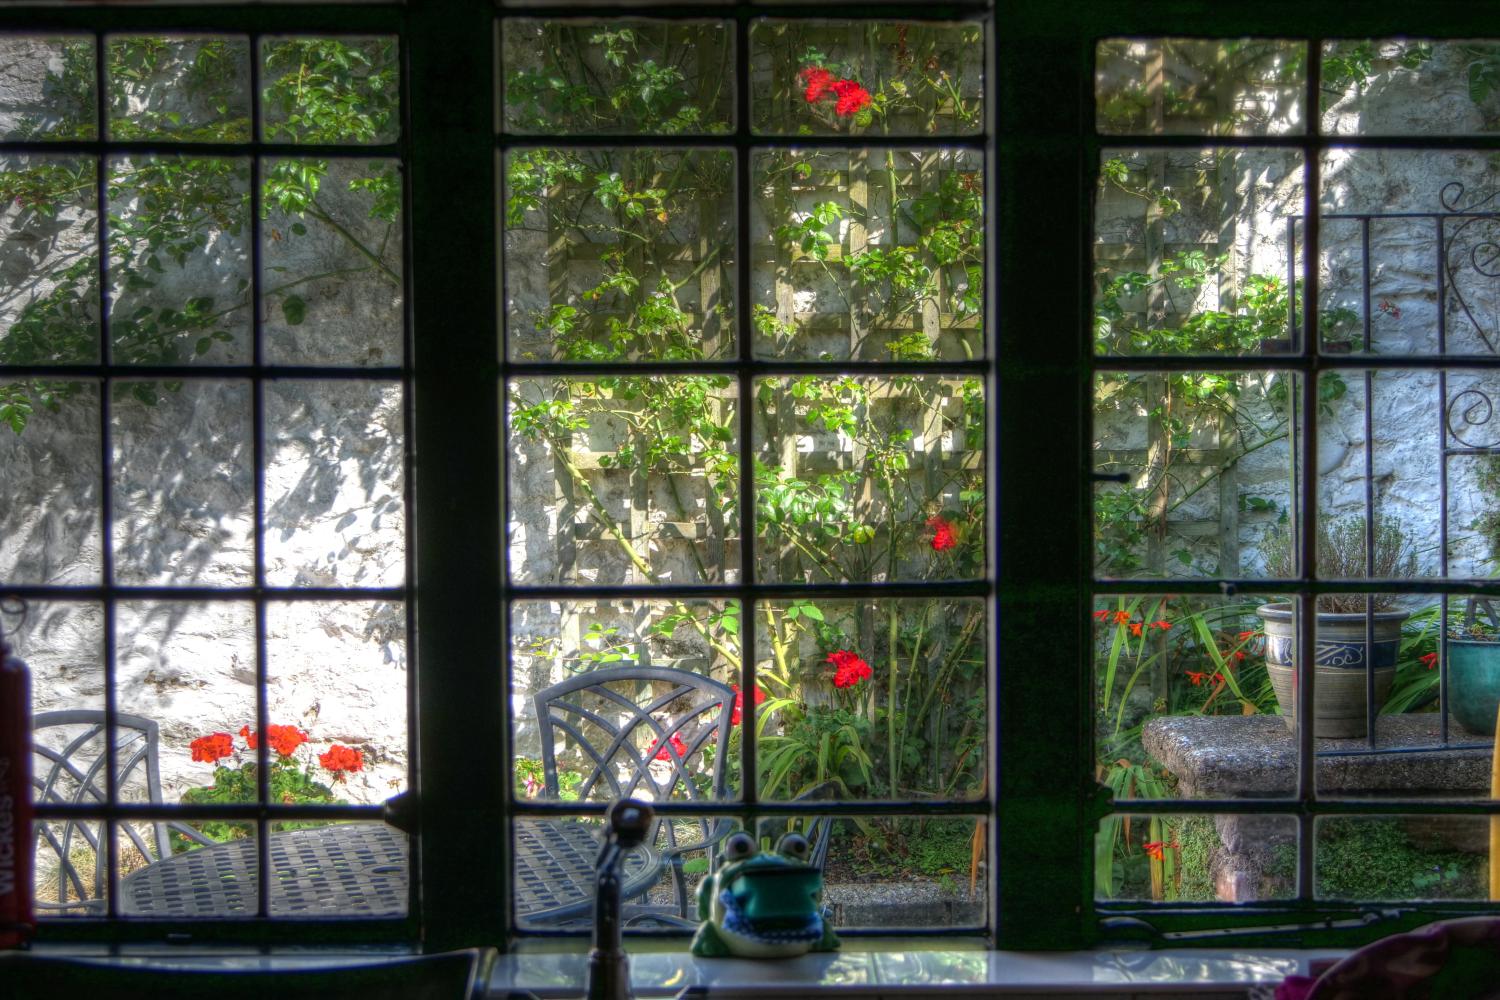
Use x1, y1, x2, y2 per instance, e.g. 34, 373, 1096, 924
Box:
776, 833, 810, 861
723, 832, 758, 862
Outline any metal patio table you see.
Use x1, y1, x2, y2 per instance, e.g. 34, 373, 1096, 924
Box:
117, 819, 658, 922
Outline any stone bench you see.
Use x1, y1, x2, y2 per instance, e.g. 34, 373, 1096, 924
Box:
1141, 715, 1494, 902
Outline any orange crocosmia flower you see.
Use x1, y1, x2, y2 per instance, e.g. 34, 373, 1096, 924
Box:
1112, 611, 1130, 625
1420, 652, 1439, 670
1129, 622, 1143, 637
1153, 620, 1172, 631
1185, 671, 1207, 686
1092, 610, 1110, 621
1233, 651, 1246, 662
1237, 631, 1256, 640
1144, 841, 1165, 861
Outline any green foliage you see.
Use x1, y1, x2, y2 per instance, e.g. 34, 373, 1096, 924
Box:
1259, 515, 1419, 611
1315, 819, 1484, 901
178, 760, 340, 846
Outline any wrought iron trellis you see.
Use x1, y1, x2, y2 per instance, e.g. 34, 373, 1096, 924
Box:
1284, 182, 1500, 755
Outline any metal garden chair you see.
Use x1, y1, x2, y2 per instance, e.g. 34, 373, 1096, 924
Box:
526, 665, 735, 926
32, 709, 216, 914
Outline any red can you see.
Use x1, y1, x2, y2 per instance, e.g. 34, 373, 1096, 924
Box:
0, 629, 33, 949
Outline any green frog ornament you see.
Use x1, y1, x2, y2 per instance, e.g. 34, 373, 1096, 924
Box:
690, 830, 841, 959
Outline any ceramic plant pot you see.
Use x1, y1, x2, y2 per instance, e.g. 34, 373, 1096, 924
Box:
1257, 603, 1407, 739
1446, 639, 1500, 736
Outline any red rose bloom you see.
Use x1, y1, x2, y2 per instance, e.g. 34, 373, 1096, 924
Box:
830, 79, 872, 117
827, 649, 873, 688
730, 684, 766, 726
927, 515, 957, 552
190, 732, 234, 763
319, 744, 364, 775
241, 723, 309, 758
647, 734, 689, 761
799, 66, 834, 103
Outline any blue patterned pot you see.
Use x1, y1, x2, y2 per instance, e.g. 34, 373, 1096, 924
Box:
1257, 603, 1406, 738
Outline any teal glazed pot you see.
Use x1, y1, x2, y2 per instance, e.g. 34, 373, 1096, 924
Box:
1257, 603, 1406, 739
1446, 639, 1500, 736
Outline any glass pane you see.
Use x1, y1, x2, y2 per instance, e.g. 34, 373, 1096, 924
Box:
112, 379, 253, 587
511, 599, 739, 796
107, 156, 252, 366
1318, 148, 1497, 355
1092, 370, 1297, 579
1, 155, 100, 366
33, 816, 109, 916
751, 20, 983, 137
261, 158, 404, 366
503, 148, 735, 362
1094, 147, 1305, 357
269, 821, 406, 917
106, 36, 250, 142
754, 375, 984, 583
1095, 39, 1306, 136
1096, 813, 1297, 902
507, 376, 739, 585
0, 36, 96, 141
812, 815, 985, 929
267, 600, 408, 805
118, 821, 255, 918
1316, 815, 1492, 901
751, 148, 983, 361
0, 380, 100, 584
14, 600, 103, 718
263, 380, 406, 588
1095, 595, 1294, 800
260, 37, 399, 145
501, 20, 733, 135
756, 598, 986, 802
1322, 40, 1500, 136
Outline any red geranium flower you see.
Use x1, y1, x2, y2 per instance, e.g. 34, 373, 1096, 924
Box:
1420, 652, 1439, 670
190, 732, 234, 764
830, 79, 872, 117
799, 66, 834, 103
730, 683, 766, 726
319, 744, 364, 778
827, 649, 873, 688
927, 515, 957, 552
646, 734, 689, 761
241, 723, 309, 758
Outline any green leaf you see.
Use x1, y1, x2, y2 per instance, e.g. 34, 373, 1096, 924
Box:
283, 295, 306, 326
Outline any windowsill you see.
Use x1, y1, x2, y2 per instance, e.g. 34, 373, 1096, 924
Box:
24, 939, 1347, 997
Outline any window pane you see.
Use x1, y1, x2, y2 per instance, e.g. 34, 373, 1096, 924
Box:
503, 148, 735, 362
1, 155, 100, 366
508, 376, 739, 585
260, 37, 399, 145
107, 156, 252, 366
1096, 813, 1297, 903
262, 158, 404, 366
0, 36, 96, 141
117, 821, 256, 918
1316, 815, 1492, 900
1095, 39, 1306, 137
0, 380, 100, 584
263, 380, 406, 589
1094, 147, 1305, 357
501, 20, 733, 135
1322, 40, 1500, 136
752, 148, 983, 361
106, 36, 250, 143
112, 378, 254, 587
756, 598, 986, 803
1092, 370, 1297, 579
808, 814, 985, 929
751, 20, 983, 137
754, 375, 983, 583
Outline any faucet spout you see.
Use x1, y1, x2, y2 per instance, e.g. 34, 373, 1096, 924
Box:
586, 798, 654, 1000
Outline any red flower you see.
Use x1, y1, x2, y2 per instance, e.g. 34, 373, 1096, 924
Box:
319, 744, 364, 776
1092, 609, 1110, 621
1129, 622, 1143, 637
1153, 620, 1172, 631
241, 724, 309, 758
1237, 631, 1257, 640
799, 66, 834, 103
730, 684, 766, 726
831, 79, 872, 117
1420, 652, 1439, 670
190, 732, 234, 764
1185, 670, 1208, 686
1233, 651, 1246, 662
646, 734, 689, 761
827, 649, 873, 688
1212, 671, 1224, 684
927, 515, 957, 552
1378, 299, 1402, 320
1144, 841, 1165, 861
1112, 611, 1130, 625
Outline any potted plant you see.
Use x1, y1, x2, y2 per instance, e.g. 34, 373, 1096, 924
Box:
1445, 598, 1500, 736
1257, 515, 1418, 738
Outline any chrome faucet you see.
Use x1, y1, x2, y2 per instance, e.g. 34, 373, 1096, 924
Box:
586, 798, 654, 1000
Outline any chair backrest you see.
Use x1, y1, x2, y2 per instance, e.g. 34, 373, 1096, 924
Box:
31, 709, 172, 912
534, 665, 734, 805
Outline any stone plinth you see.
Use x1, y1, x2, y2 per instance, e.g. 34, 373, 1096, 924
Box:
1141, 715, 1495, 902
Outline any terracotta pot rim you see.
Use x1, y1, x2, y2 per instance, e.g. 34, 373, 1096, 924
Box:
1255, 602, 1408, 623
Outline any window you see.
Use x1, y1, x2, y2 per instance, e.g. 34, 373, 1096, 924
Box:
2, 0, 1499, 958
